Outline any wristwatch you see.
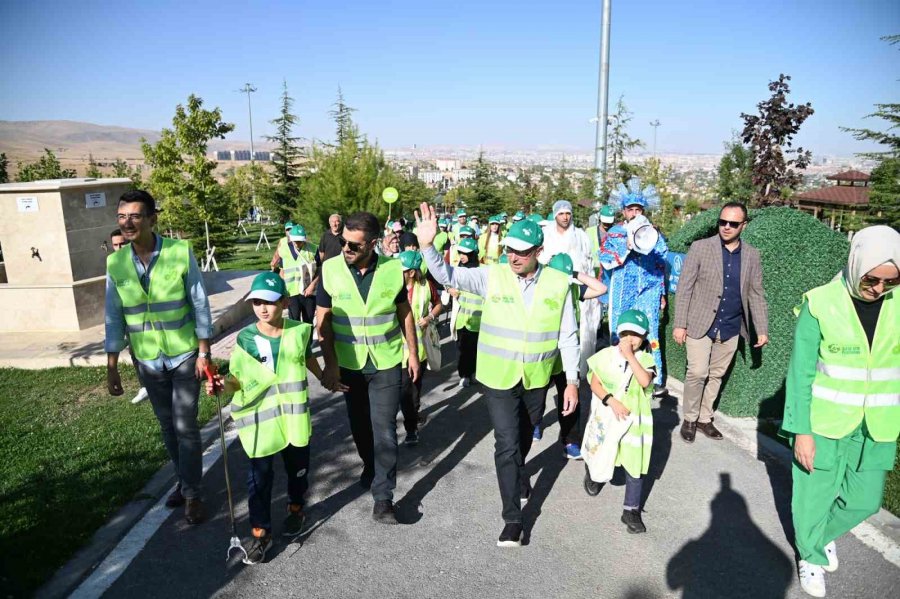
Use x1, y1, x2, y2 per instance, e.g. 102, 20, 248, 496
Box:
566, 378, 579, 386
601, 393, 613, 406
198, 351, 212, 359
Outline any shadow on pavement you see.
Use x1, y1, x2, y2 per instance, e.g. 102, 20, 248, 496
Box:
666, 472, 793, 598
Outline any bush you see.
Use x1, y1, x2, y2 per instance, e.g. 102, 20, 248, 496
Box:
664, 207, 850, 417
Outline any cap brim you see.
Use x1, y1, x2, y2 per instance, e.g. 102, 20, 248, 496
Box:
617, 323, 648, 336
600, 216, 615, 224
503, 237, 537, 251
246, 290, 284, 302
289, 235, 306, 241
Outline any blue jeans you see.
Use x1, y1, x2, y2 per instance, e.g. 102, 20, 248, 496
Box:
138, 357, 203, 498
623, 469, 643, 510
246, 444, 310, 532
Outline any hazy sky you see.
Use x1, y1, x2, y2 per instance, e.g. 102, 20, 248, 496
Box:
1, 0, 897, 155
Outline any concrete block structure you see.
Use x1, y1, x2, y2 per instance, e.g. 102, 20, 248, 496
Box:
0, 178, 133, 332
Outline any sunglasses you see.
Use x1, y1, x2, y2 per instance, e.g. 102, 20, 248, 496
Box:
718, 219, 745, 229
505, 246, 536, 258
860, 274, 900, 290
339, 237, 370, 253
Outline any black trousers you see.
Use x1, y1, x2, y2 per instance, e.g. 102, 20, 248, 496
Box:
483, 381, 548, 524
548, 371, 581, 445
246, 444, 310, 532
340, 365, 402, 502
456, 328, 478, 379
289, 294, 316, 324
400, 367, 424, 434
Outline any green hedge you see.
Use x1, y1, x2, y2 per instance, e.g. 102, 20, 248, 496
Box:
664, 207, 850, 417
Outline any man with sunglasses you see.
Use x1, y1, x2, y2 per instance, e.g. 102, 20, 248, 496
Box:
416, 202, 580, 548
673, 202, 769, 443
316, 212, 421, 525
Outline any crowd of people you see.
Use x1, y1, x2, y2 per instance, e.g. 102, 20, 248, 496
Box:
103, 185, 899, 596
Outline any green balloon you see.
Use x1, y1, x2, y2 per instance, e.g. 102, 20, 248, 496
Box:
382, 187, 399, 203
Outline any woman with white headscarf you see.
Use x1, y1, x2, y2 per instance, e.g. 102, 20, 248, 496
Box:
783, 225, 900, 597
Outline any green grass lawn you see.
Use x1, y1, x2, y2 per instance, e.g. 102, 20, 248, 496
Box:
0, 367, 216, 597
218, 222, 282, 271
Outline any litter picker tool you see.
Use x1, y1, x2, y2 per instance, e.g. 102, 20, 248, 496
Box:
204, 364, 249, 564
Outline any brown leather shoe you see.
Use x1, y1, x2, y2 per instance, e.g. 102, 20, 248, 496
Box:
696, 420, 724, 440
184, 497, 207, 525
680, 420, 697, 443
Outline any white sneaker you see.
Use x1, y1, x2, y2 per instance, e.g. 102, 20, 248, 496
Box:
798, 560, 826, 597
823, 541, 838, 572
131, 387, 149, 404
458, 377, 471, 389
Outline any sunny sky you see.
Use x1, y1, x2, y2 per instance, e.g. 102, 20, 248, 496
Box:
1, 0, 897, 155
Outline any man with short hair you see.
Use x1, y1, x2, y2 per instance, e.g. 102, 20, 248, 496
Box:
319, 214, 344, 261
417, 202, 580, 548
317, 212, 421, 524
673, 202, 769, 442
109, 228, 150, 405
105, 189, 213, 525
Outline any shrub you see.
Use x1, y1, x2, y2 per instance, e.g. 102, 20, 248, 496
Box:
665, 207, 850, 417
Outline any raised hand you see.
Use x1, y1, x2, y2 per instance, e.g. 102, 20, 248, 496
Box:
415, 202, 438, 248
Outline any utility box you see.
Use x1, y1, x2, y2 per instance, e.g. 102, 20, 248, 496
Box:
0, 178, 134, 332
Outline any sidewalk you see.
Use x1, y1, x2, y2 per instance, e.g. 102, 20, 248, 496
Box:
59, 333, 900, 599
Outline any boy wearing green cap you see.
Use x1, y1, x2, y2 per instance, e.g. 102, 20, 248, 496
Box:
415, 202, 581, 547
582, 308, 656, 534
281, 224, 321, 324
206, 272, 339, 563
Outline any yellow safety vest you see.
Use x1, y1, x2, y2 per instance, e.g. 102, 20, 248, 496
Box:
403, 279, 431, 365
107, 237, 198, 361
282, 242, 319, 296
478, 233, 502, 264
804, 279, 900, 442
229, 321, 312, 458
321, 255, 405, 371
456, 290, 483, 333
476, 265, 570, 390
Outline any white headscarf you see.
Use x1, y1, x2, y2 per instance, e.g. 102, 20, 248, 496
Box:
843, 225, 900, 301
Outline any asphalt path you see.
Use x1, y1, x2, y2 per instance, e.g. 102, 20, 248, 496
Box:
94, 332, 900, 599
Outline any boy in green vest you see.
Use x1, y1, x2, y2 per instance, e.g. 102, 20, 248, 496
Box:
281, 224, 321, 324
206, 272, 340, 564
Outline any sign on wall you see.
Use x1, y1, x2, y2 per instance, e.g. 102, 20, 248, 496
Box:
16, 197, 39, 213
85, 192, 107, 208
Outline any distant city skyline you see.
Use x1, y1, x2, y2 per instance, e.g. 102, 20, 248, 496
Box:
1, 0, 897, 156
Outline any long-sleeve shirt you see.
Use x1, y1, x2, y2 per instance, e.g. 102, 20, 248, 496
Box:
707, 241, 743, 341
423, 245, 581, 382
105, 234, 213, 372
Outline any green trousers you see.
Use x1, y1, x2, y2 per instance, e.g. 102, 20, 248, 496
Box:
791, 424, 896, 565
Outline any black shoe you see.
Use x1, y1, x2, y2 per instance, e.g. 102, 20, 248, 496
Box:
282, 505, 306, 537
359, 467, 375, 489
680, 420, 697, 443
696, 420, 724, 440
417, 413, 428, 426
243, 529, 272, 564
583, 465, 603, 496
404, 431, 419, 447
520, 482, 532, 507
165, 483, 185, 508
621, 509, 647, 534
497, 523, 523, 547
372, 500, 398, 525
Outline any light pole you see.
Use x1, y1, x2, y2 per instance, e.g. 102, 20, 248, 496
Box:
238, 83, 257, 210
592, 0, 612, 198
650, 119, 661, 157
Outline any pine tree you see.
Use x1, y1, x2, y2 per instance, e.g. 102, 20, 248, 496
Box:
264, 80, 304, 220
329, 87, 357, 146
607, 96, 645, 188
465, 152, 502, 219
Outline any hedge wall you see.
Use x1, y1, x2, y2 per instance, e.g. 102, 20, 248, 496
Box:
663, 207, 850, 418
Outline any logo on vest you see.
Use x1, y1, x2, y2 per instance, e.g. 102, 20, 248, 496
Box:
827, 344, 861, 355
490, 294, 516, 304
337, 292, 352, 301
543, 298, 560, 311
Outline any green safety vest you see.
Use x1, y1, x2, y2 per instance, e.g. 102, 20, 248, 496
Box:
478, 233, 502, 264
476, 265, 570, 390
803, 279, 900, 442
456, 290, 483, 333
229, 321, 311, 458
107, 237, 198, 361
277, 237, 290, 261
434, 231, 449, 253
587, 348, 655, 477
321, 255, 404, 371
403, 279, 431, 365
281, 242, 319, 296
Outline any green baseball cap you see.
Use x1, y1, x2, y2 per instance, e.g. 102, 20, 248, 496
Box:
548, 253, 574, 277
489, 215, 502, 224
459, 225, 475, 238
247, 271, 287, 302
527, 213, 544, 225
456, 208, 467, 217
617, 309, 650, 336
288, 224, 307, 241
398, 250, 423, 271
439, 217, 450, 228
457, 237, 478, 254
600, 205, 616, 223
284, 220, 294, 230
513, 211, 526, 221
504, 219, 544, 251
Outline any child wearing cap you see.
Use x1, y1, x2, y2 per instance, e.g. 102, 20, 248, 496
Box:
446, 237, 481, 388
281, 224, 321, 325
582, 308, 656, 534
205, 272, 338, 564
398, 251, 443, 446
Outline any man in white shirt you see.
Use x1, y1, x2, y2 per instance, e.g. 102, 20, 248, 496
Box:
539, 200, 593, 275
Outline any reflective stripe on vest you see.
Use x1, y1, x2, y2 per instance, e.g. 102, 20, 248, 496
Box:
107, 237, 198, 361
805, 279, 900, 442
321, 254, 405, 370
282, 243, 319, 296
476, 265, 570, 390
229, 321, 312, 458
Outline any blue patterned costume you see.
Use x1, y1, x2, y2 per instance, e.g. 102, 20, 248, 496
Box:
598, 178, 668, 386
